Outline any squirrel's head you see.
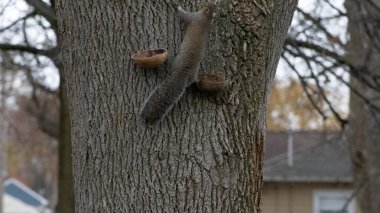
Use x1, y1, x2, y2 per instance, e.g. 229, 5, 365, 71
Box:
202, 2, 216, 19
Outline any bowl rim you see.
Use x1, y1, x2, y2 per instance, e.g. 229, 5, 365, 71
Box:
131, 48, 168, 60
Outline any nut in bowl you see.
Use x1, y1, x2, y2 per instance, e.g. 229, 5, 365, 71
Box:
196, 74, 226, 93
131, 49, 168, 69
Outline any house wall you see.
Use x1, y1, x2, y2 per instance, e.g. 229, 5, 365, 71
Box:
262, 182, 361, 213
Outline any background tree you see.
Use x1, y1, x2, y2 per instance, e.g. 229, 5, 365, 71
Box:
0, 0, 74, 212
345, 0, 380, 212
282, 0, 380, 212
56, 0, 297, 211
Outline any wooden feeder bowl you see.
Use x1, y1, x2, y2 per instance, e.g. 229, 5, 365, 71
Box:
197, 74, 226, 92
131, 49, 168, 69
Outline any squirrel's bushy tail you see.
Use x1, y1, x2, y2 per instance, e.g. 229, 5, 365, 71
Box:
141, 79, 188, 123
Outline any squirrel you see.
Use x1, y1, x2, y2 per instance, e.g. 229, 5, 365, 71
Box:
141, 2, 216, 123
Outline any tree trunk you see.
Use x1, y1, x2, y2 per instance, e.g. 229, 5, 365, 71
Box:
0, 71, 8, 213
56, 70, 75, 213
0, 98, 5, 213
345, 0, 380, 212
56, 0, 297, 212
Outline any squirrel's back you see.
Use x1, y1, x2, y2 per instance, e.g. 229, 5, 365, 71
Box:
141, 2, 216, 123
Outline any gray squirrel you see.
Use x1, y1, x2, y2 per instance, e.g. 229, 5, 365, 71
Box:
141, 2, 216, 123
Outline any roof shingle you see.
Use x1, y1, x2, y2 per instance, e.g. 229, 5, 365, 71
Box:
264, 131, 353, 183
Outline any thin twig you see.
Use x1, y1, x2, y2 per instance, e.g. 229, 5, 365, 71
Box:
0, 11, 37, 33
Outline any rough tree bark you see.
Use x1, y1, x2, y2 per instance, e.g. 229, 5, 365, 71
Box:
56, 0, 297, 212
345, 0, 380, 212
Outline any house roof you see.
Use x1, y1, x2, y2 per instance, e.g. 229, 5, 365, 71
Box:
264, 131, 337, 160
264, 131, 353, 183
4, 178, 48, 207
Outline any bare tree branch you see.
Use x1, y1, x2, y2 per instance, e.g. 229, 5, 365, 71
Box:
285, 38, 348, 65
22, 65, 58, 94
321, 0, 347, 16
0, 43, 58, 59
282, 52, 328, 121
0, 43, 48, 55
25, 0, 56, 28
313, 60, 380, 114
297, 7, 344, 46
50, 0, 55, 9
0, 11, 37, 33
0, 0, 13, 15
285, 46, 348, 127
285, 38, 380, 92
